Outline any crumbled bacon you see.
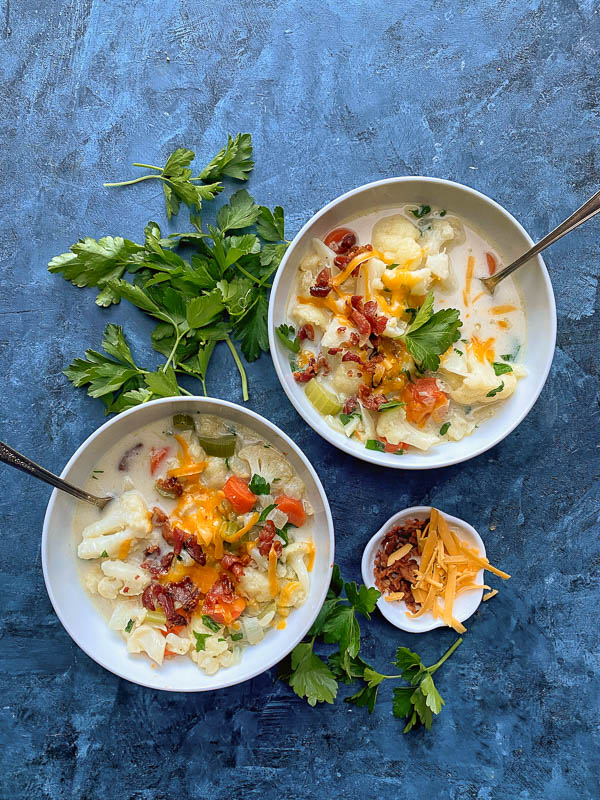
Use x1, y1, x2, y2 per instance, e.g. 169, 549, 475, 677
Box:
363, 300, 388, 334
337, 326, 347, 334
348, 295, 387, 337
203, 575, 238, 619
155, 476, 183, 497
167, 577, 201, 613
221, 552, 251, 579
140, 545, 175, 576
309, 268, 332, 297
342, 396, 358, 415
342, 351, 363, 364
334, 254, 350, 268
373, 519, 424, 613
348, 332, 360, 346
328, 347, 342, 355
293, 353, 330, 383
349, 306, 371, 336
118, 442, 143, 472
358, 383, 387, 410
257, 520, 283, 557
328, 232, 357, 254
298, 324, 315, 341
362, 353, 384, 375
183, 535, 206, 565
142, 578, 200, 627
152, 507, 168, 527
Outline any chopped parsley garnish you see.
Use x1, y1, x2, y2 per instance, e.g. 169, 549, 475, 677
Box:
193, 631, 211, 651
411, 204, 431, 218
277, 523, 292, 545
365, 439, 386, 452
259, 503, 277, 522
439, 210, 447, 217
230, 631, 244, 641
377, 401, 406, 411
276, 323, 300, 354
125, 619, 134, 633
176, 554, 183, 562
486, 382, 504, 398
501, 346, 520, 362
101, 550, 109, 558
249, 474, 270, 494
439, 422, 451, 436
403, 369, 413, 383
340, 411, 362, 425
201, 615, 221, 633
401, 292, 462, 372
454, 348, 463, 356
386, 262, 400, 270
404, 307, 418, 322
492, 362, 513, 376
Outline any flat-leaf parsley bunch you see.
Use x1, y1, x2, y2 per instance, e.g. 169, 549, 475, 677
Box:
279, 566, 463, 732
49, 134, 289, 408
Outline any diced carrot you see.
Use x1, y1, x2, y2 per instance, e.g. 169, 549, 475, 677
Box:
150, 447, 169, 475
486, 252, 497, 276
275, 495, 307, 528
206, 597, 246, 626
403, 377, 449, 427
223, 476, 257, 514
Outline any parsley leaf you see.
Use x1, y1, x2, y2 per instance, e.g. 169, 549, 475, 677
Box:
258, 503, 276, 522
276, 323, 300, 354
377, 401, 405, 412
234, 291, 269, 361
344, 582, 380, 618
217, 189, 261, 232
340, 411, 361, 425
193, 631, 211, 652
201, 615, 221, 633
440, 422, 451, 435
101, 550, 109, 558
256, 206, 285, 241
401, 292, 463, 372
288, 641, 338, 706
125, 619, 134, 634
486, 381, 504, 397
365, 439, 385, 452
249, 474, 270, 494
411, 204, 431, 218
198, 133, 254, 182
493, 362, 513, 376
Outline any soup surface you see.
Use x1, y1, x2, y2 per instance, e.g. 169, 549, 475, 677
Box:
74, 413, 315, 674
282, 204, 527, 454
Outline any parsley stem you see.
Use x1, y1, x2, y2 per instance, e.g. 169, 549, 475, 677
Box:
231, 262, 269, 288
163, 329, 186, 373
103, 174, 165, 188
428, 637, 463, 675
225, 335, 249, 401
132, 162, 162, 171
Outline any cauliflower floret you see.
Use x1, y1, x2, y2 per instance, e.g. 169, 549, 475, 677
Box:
298, 249, 321, 273
98, 560, 151, 598
127, 624, 166, 665
289, 302, 330, 331
321, 318, 359, 350
237, 567, 272, 603
447, 351, 518, 405
421, 219, 457, 254
356, 257, 387, 298
280, 476, 305, 500
238, 444, 294, 486
425, 252, 449, 281
228, 455, 250, 479
201, 456, 228, 489
82, 565, 102, 595
376, 407, 439, 451
190, 633, 234, 674
440, 348, 469, 377
77, 490, 151, 560
371, 215, 420, 259
331, 363, 362, 397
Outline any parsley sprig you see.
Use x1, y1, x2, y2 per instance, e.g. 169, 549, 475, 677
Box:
401, 292, 463, 372
49, 134, 289, 406
279, 566, 463, 732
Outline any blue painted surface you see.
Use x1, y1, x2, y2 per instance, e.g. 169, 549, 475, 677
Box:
1, 0, 599, 797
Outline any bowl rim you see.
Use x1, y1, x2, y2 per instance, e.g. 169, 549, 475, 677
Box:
41, 395, 335, 692
360, 505, 485, 633
268, 175, 557, 470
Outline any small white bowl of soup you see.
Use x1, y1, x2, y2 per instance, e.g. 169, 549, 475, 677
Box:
42, 397, 334, 691
268, 177, 556, 469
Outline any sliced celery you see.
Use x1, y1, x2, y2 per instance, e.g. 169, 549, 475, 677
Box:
145, 610, 167, 627
305, 379, 342, 416
197, 434, 236, 457
173, 413, 195, 430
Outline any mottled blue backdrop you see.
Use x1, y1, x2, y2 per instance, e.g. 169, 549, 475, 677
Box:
1, 1, 599, 798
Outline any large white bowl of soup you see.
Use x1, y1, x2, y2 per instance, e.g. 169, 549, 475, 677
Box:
42, 397, 334, 691
268, 177, 556, 469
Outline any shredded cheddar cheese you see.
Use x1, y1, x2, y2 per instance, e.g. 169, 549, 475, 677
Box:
222, 512, 260, 543
462, 254, 475, 306
268, 546, 278, 597
118, 539, 131, 560
490, 304, 517, 315
406, 508, 510, 633
331, 249, 392, 286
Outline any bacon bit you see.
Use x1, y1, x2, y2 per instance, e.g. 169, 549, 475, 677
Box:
122, 587, 129, 593
140, 545, 175, 576
342, 396, 358, 415
348, 332, 360, 346
183, 535, 206, 565
298, 324, 315, 341
337, 326, 347, 334
257, 520, 283, 557
358, 383, 387, 410
118, 442, 143, 472
324, 228, 357, 254
155, 476, 183, 497
373, 519, 424, 613
342, 352, 363, 364
168, 577, 201, 613
293, 368, 315, 383
381, 436, 408, 454
293, 353, 330, 383
152, 507, 168, 527
362, 353, 384, 375
142, 578, 200, 627
152, 585, 187, 629
203, 575, 238, 620
142, 585, 156, 610
149, 446, 169, 475
309, 267, 332, 297
221, 553, 251, 579
349, 307, 371, 336
328, 347, 343, 355
334, 254, 350, 268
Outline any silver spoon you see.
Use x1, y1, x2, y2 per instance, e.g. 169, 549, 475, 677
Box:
0, 441, 113, 509
480, 188, 600, 293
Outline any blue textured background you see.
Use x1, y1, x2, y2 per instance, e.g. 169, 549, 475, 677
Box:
1, 1, 599, 797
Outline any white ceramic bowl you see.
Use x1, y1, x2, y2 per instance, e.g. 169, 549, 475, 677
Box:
42, 396, 334, 691
268, 177, 557, 469
361, 506, 485, 633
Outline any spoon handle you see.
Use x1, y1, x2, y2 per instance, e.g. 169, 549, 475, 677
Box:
482, 187, 600, 292
0, 441, 111, 509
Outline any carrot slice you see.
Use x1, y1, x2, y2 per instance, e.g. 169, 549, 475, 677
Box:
223, 476, 257, 514
275, 495, 307, 527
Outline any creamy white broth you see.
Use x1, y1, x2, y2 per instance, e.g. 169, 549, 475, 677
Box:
285, 204, 527, 453
73, 413, 315, 674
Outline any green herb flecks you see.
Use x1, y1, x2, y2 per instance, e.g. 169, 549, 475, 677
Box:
486, 382, 505, 398
493, 362, 513, 376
